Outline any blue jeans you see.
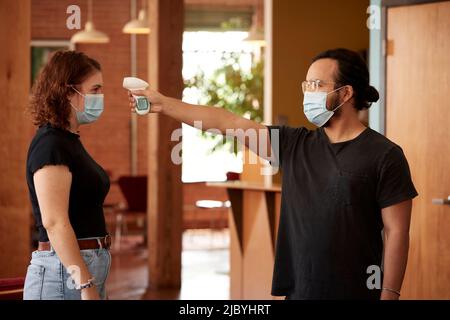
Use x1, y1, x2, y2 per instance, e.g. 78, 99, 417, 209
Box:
23, 240, 112, 300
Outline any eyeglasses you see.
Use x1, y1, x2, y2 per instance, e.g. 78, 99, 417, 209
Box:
301, 80, 336, 93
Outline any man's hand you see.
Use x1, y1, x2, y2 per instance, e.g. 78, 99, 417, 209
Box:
128, 89, 165, 113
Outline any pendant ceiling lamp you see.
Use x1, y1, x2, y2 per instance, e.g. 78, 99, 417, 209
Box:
244, 0, 266, 47
71, 0, 110, 44
123, 0, 150, 34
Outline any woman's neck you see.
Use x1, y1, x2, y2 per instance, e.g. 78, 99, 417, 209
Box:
69, 112, 80, 134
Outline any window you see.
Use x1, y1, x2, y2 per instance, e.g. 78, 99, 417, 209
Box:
182, 31, 255, 182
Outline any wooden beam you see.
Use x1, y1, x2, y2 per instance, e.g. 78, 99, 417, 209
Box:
0, 0, 31, 278
147, 0, 184, 289
382, 0, 445, 8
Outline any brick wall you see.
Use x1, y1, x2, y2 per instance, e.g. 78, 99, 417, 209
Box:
30, 0, 258, 228
31, 0, 148, 205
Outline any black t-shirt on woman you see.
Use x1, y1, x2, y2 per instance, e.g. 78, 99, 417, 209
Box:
26, 123, 110, 242
267, 126, 418, 300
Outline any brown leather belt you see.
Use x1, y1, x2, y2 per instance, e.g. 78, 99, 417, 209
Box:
38, 235, 112, 251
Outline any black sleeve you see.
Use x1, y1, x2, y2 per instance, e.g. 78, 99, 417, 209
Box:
28, 133, 73, 175
376, 146, 418, 209
267, 125, 307, 169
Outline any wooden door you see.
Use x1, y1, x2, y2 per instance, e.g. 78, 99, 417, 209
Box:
386, 1, 450, 299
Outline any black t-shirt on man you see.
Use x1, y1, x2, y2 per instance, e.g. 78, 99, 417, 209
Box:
267, 126, 418, 300
26, 123, 110, 242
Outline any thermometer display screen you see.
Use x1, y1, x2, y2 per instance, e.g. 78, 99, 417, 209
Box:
135, 97, 149, 111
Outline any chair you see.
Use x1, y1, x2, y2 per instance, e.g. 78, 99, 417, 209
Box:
196, 172, 240, 230
0, 277, 25, 300
191, 172, 240, 248
114, 176, 148, 250
226, 171, 241, 181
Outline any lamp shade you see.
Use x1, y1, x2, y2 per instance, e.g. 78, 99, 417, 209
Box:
244, 4, 266, 47
71, 21, 110, 44
244, 26, 266, 47
123, 9, 150, 34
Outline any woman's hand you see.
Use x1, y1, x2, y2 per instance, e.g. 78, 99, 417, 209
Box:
81, 286, 100, 300
128, 88, 165, 113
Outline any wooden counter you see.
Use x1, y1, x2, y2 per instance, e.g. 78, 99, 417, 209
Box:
207, 181, 283, 300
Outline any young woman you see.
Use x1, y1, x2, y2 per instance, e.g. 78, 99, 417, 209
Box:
24, 51, 111, 300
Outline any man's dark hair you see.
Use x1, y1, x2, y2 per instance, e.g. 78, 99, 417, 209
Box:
313, 48, 379, 110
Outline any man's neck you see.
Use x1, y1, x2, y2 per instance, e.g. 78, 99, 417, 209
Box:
323, 116, 367, 144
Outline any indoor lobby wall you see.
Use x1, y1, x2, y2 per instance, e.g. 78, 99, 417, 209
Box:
271, 0, 370, 128
31, 0, 149, 205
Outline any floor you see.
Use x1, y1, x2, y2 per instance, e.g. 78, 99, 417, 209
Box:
106, 229, 230, 300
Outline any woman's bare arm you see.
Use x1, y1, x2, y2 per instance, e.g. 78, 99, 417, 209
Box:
34, 165, 99, 300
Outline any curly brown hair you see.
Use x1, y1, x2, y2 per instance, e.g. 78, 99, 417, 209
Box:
30, 50, 101, 130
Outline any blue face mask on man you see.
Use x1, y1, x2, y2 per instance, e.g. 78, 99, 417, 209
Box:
70, 87, 104, 125
303, 86, 346, 127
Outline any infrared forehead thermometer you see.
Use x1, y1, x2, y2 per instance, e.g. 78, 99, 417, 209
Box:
123, 77, 151, 115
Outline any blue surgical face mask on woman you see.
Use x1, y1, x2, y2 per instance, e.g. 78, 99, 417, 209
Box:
70, 86, 104, 125
303, 86, 346, 127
